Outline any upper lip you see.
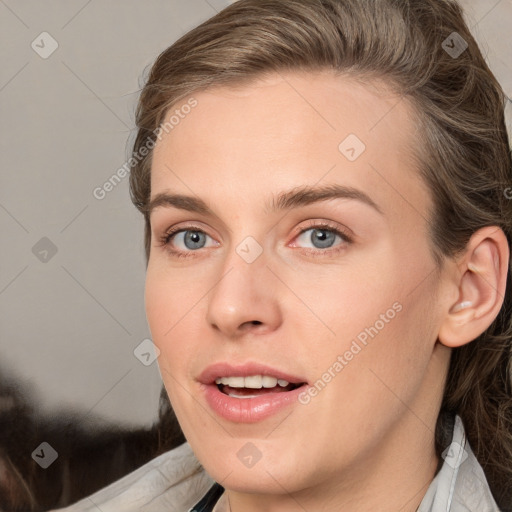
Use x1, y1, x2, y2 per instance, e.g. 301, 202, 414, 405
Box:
198, 362, 308, 385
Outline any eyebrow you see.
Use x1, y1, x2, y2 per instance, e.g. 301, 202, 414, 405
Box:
147, 183, 383, 218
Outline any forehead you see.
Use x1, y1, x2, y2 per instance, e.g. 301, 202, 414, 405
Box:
150, 69, 430, 222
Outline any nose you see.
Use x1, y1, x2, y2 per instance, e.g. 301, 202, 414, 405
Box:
205, 243, 283, 340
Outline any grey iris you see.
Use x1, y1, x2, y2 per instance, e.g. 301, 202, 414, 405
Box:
184, 231, 206, 250
311, 228, 335, 248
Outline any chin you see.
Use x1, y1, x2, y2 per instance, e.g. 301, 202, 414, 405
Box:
193, 438, 309, 492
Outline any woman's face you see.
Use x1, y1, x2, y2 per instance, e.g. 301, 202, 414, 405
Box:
145, 70, 451, 499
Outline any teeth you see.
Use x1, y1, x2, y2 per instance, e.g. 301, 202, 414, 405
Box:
244, 375, 263, 388
214, 375, 290, 388
262, 376, 278, 388
220, 376, 243, 387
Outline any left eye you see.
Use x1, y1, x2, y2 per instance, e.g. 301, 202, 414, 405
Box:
294, 226, 346, 250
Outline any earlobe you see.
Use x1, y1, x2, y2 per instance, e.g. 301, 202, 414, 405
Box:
438, 226, 509, 348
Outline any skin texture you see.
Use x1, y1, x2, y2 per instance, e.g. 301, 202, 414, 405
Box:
144, 70, 508, 512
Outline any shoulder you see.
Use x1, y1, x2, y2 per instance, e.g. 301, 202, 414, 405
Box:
49, 442, 214, 512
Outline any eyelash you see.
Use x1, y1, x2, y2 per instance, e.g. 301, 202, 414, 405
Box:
157, 220, 353, 260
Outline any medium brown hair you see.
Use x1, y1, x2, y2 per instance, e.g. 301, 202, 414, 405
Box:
129, 0, 512, 506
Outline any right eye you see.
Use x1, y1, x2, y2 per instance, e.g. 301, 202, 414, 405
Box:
158, 226, 218, 259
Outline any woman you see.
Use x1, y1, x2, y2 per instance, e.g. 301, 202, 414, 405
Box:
55, 0, 512, 510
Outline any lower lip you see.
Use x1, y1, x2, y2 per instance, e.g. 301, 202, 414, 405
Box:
201, 383, 306, 423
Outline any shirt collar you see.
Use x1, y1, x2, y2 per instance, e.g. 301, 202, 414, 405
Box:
417, 414, 500, 511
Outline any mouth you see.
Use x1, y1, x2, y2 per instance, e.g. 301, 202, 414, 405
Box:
198, 362, 309, 423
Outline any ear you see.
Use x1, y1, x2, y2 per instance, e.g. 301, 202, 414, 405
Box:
438, 226, 510, 348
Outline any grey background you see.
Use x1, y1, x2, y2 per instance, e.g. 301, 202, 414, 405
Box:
1, 0, 511, 428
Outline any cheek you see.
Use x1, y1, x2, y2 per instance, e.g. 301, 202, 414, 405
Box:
306, 250, 438, 402
145, 260, 200, 338
144, 269, 190, 369
145, 272, 197, 420
337, 278, 439, 416
144, 273, 169, 344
